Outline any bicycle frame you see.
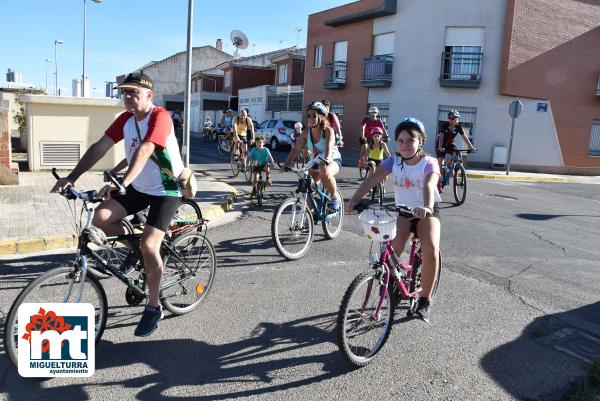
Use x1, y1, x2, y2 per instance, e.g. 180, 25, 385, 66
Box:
294, 176, 333, 224
368, 237, 421, 320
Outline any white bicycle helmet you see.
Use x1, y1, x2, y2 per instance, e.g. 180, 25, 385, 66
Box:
368, 106, 379, 113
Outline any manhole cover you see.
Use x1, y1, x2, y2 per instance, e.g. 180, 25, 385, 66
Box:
481, 194, 519, 200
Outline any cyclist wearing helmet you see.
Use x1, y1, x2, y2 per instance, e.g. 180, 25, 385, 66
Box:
345, 117, 441, 323
360, 106, 389, 167
436, 110, 476, 191
321, 99, 344, 147
283, 101, 343, 210
219, 109, 234, 139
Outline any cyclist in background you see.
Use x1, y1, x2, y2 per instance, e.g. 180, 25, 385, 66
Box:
232, 109, 254, 168
360, 106, 389, 168
345, 117, 441, 323
282, 101, 343, 210
436, 110, 476, 192
204, 116, 214, 130
321, 99, 343, 147
249, 135, 275, 198
219, 109, 234, 139
363, 127, 391, 179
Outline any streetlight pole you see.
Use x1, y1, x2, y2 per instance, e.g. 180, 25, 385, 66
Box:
183, 0, 194, 167
45, 59, 52, 94
83, 0, 102, 97
54, 40, 63, 96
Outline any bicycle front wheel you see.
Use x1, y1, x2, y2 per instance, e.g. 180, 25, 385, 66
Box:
322, 190, 344, 239
453, 164, 467, 205
359, 166, 367, 180
88, 218, 135, 279
271, 197, 314, 260
230, 153, 240, 177
257, 182, 265, 207
243, 159, 251, 182
3, 266, 108, 369
161, 232, 217, 315
337, 270, 397, 367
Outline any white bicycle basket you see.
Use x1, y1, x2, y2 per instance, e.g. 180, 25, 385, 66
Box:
359, 208, 396, 242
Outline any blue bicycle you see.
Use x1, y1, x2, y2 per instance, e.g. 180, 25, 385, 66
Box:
272, 156, 344, 260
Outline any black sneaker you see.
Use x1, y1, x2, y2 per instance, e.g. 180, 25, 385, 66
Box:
415, 298, 431, 323
134, 305, 164, 337
119, 251, 139, 275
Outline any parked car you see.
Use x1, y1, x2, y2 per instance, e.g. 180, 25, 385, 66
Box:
254, 119, 297, 151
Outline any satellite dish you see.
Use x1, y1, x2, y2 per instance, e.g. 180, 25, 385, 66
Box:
230, 30, 249, 57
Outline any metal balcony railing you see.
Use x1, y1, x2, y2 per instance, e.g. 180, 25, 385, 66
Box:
596, 76, 600, 100
439, 52, 483, 88
361, 54, 393, 87
324, 61, 346, 89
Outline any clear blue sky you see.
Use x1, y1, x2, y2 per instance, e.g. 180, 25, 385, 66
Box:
1, 0, 348, 97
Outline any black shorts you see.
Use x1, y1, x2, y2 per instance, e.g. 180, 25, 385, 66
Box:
112, 186, 181, 232
402, 204, 441, 235
237, 135, 248, 143
367, 158, 382, 166
436, 144, 458, 159
309, 158, 343, 171
252, 164, 268, 173
359, 137, 374, 146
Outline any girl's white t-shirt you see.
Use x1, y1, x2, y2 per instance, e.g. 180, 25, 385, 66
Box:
381, 155, 442, 208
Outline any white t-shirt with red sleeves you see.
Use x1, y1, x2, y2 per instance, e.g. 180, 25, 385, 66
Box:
105, 105, 183, 197
381, 155, 442, 208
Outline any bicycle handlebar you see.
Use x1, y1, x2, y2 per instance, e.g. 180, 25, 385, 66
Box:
280, 155, 328, 174
103, 171, 126, 196
52, 167, 101, 203
353, 204, 429, 219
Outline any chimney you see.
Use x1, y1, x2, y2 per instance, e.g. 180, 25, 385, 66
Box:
216, 39, 222, 51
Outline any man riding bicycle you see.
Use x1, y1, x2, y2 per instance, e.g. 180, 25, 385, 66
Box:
232, 109, 255, 168
436, 110, 476, 192
51, 72, 184, 337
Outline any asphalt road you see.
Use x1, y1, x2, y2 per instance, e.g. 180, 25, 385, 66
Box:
0, 139, 598, 401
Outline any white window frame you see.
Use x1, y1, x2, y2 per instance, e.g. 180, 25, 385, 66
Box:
278, 64, 288, 84
224, 71, 231, 88
589, 119, 600, 156
314, 45, 323, 68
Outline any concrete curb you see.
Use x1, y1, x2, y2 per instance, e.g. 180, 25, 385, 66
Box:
467, 172, 575, 183
0, 181, 238, 257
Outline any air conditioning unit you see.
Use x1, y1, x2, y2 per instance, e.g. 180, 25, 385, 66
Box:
40, 142, 82, 167
492, 146, 507, 169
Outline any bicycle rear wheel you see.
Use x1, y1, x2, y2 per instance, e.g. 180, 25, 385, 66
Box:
271, 197, 314, 260
337, 270, 397, 367
453, 164, 467, 205
243, 159, 251, 182
322, 190, 344, 239
3, 266, 108, 369
170, 199, 203, 234
161, 232, 217, 315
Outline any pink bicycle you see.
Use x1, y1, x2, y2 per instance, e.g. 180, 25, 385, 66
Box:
337, 205, 442, 367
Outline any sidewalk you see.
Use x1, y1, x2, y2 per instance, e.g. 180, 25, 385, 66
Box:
0, 171, 237, 255
337, 147, 600, 184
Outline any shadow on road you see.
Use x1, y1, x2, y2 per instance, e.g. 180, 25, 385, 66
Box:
516, 213, 600, 221
481, 301, 600, 400
1, 312, 350, 401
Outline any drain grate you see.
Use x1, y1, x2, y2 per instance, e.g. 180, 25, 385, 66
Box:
481, 194, 519, 200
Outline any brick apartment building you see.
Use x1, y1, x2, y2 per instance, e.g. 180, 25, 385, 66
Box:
305, 0, 600, 173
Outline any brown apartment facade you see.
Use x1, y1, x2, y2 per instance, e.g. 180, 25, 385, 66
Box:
305, 0, 600, 173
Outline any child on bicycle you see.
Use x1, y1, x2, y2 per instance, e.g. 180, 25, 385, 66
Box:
345, 117, 441, 323
249, 135, 275, 198
363, 127, 390, 178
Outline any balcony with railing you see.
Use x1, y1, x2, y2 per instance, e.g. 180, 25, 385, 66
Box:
439, 51, 483, 88
360, 54, 393, 88
324, 61, 346, 89
596, 75, 600, 100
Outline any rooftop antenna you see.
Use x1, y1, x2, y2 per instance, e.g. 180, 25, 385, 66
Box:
295, 27, 303, 48
230, 30, 249, 58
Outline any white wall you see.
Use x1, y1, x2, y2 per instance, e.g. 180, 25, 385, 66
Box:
238, 86, 269, 124
370, 0, 563, 167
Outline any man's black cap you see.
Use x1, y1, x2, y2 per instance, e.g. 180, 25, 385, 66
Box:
116, 72, 153, 90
